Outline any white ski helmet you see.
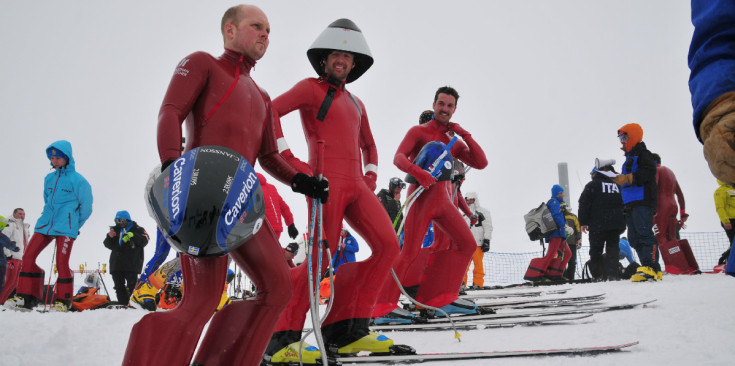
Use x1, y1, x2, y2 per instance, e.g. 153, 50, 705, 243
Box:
307, 18, 374, 83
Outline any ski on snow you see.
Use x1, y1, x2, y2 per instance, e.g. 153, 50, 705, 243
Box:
472, 292, 605, 310
335, 341, 639, 364
459, 286, 572, 299
370, 313, 593, 332
402, 299, 656, 325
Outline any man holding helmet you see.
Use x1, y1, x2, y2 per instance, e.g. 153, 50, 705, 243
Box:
124, 5, 327, 366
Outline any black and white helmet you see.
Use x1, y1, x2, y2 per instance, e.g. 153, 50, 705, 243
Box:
307, 18, 374, 83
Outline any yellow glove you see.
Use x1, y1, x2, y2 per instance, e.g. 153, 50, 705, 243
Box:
122, 232, 134, 243
611, 174, 633, 186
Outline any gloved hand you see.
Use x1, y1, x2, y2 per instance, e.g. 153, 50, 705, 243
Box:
11, 241, 19, 252
611, 173, 633, 186
448, 122, 471, 139
161, 159, 175, 173
363, 171, 377, 191
291, 173, 329, 204
407, 165, 436, 189
700, 91, 735, 186
469, 214, 479, 226
481, 239, 490, 252
564, 225, 574, 237
287, 224, 299, 239
123, 232, 135, 243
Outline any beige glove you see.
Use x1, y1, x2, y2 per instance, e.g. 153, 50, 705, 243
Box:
611, 174, 633, 186
701, 91, 735, 186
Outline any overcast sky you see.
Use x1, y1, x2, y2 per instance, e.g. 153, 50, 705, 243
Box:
1, 1, 711, 268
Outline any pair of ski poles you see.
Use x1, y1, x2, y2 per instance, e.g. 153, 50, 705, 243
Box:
301, 140, 333, 366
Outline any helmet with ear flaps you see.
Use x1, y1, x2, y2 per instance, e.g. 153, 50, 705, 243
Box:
307, 18, 374, 83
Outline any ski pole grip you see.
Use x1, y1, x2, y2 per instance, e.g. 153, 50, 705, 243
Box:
316, 140, 325, 179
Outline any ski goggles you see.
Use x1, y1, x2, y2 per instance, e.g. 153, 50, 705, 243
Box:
390, 177, 406, 189
115, 218, 128, 225
618, 133, 629, 144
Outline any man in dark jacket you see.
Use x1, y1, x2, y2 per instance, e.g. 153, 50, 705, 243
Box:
103, 210, 149, 305
579, 163, 626, 280
377, 177, 405, 231
611, 123, 660, 281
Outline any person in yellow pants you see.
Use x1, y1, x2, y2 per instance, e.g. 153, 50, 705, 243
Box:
462, 192, 493, 289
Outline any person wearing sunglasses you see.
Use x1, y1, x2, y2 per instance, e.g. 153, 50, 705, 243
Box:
103, 210, 149, 306
611, 123, 661, 282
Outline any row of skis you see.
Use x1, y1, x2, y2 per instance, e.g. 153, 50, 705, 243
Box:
282, 284, 655, 365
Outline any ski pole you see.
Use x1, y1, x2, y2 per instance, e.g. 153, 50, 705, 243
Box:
43, 241, 59, 311
302, 140, 329, 366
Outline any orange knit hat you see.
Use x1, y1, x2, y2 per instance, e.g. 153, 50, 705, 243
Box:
618, 123, 643, 152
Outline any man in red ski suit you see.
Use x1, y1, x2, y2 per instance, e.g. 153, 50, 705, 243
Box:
257, 173, 299, 240
123, 5, 326, 366
373, 86, 487, 319
264, 18, 408, 363
652, 154, 699, 274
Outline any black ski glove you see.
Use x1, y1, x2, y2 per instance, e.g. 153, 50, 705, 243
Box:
291, 173, 329, 204
287, 224, 299, 239
161, 159, 175, 172
481, 239, 490, 252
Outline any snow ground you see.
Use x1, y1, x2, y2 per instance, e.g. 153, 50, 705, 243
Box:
1, 273, 733, 366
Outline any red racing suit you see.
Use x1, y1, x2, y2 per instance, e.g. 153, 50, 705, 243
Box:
373, 119, 487, 317
654, 165, 699, 274
124, 49, 298, 366
270, 77, 400, 343
257, 173, 295, 238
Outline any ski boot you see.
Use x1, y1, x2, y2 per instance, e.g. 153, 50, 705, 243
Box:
372, 307, 416, 325
434, 298, 480, 317
130, 279, 158, 311
323, 318, 416, 357
49, 300, 70, 312
263, 330, 341, 365
3, 294, 37, 311
263, 341, 323, 365
631, 266, 661, 282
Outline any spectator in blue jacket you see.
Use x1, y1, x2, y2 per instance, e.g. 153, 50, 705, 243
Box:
4, 140, 93, 312
332, 228, 359, 274
688, 0, 735, 276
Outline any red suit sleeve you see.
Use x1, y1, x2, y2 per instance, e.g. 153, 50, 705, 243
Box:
268, 79, 314, 179
278, 193, 295, 226
258, 91, 302, 185
356, 96, 378, 177
457, 194, 472, 217
394, 126, 423, 173
675, 179, 685, 212
157, 52, 209, 163
451, 135, 488, 170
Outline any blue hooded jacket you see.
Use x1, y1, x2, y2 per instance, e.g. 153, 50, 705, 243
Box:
35, 140, 94, 239
545, 190, 568, 241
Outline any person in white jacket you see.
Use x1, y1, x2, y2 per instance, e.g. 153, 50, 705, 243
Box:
462, 192, 493, 289
0, 208, 30, 304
